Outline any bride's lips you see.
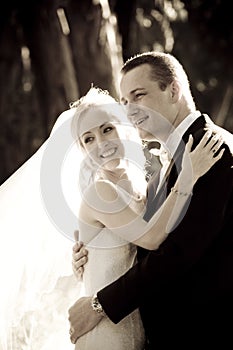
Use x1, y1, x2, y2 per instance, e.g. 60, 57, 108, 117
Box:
100, 147, 117, 158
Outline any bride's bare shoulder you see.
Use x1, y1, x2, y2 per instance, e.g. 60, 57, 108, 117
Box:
83, 179, 118, 204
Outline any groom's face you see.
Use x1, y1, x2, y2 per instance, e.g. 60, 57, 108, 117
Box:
120, 64, 175, 143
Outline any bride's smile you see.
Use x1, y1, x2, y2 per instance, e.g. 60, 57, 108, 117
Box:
100, 146, 117, 158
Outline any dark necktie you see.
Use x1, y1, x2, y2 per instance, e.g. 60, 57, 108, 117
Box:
143, 155, 177, 222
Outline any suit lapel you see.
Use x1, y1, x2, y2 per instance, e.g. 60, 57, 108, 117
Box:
143, 115, 208, 222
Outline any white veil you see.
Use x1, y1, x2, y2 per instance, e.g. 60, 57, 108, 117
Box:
0, 109, 85, 349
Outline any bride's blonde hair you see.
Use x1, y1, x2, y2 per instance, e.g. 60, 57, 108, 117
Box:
70, 86, 147, 196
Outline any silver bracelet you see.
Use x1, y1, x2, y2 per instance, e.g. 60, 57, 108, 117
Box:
171, 187, 193, 197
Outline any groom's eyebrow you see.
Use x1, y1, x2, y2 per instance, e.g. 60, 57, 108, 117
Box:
132, 87, 144, 92
120, 88, 145, 102
120, 88, 142, 104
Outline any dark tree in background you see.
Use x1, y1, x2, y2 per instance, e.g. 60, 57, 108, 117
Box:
0, 0, 232, 184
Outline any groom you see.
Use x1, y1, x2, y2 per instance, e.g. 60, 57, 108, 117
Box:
68, 52, 233, 348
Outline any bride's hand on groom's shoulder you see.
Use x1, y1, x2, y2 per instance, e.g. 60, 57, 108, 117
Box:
72, 239, 88, 280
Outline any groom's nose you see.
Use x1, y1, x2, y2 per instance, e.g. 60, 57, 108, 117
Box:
125, 103, 140, 123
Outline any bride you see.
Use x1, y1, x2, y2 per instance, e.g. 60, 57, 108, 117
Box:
68, 87, 224, 349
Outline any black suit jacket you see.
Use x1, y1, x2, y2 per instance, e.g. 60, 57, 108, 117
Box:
98, 115, 233, 348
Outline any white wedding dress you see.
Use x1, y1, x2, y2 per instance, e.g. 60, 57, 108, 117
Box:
75, 186, 146, 350
76, 232, 146, 350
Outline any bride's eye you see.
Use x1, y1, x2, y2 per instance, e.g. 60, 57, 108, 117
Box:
84, 136, 94, 144
103, 125, 114, 133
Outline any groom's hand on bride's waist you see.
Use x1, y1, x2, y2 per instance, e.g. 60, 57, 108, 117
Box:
68, 296, 104, 344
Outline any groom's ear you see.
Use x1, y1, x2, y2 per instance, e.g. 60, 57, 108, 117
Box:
170, 80, 182, 103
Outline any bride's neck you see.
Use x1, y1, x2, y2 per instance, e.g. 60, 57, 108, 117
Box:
101, 167, 127, 183
100, 167, 133, 193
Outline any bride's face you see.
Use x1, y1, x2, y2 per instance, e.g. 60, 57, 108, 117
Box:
79, 107, 125, 171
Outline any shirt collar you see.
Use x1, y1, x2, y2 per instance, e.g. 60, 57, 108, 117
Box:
163, 111, 201, 158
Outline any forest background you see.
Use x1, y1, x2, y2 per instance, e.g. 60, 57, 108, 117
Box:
0, 0, 232, 184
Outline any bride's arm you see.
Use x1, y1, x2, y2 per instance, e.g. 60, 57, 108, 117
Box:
79, 132, 224, 250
